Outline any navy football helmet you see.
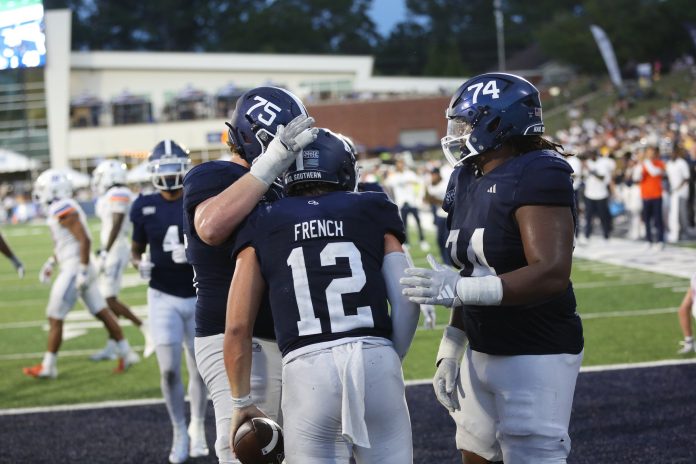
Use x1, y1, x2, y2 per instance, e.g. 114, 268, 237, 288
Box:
148, 139, 191, 191
442, 73, 544, 166
284, 129, 358, 193
226, 86, 308, 164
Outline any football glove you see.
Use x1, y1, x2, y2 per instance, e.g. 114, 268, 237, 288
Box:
138, 252, 153, 280
249, 115, 318, 186
96, 249, 108, 274
75, 264, 89, 291
39, 257, 55, 284
433, 326, 468, 412
171, 244, 187, 264
400, 254, 461, 307
10, 255, 24, 279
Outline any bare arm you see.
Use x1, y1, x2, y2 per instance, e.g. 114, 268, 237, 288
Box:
499, 205, 574, 305
224, 246, 266, 398
0, 232, 18, 260
194, 174, 270, 246
131, 240, 147, 269
60, 212, 90, 266
104, 212, 125, 252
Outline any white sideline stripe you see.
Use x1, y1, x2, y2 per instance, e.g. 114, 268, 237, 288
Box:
0, 346, 144, 361
581, 307, 677, 319
4, 358, 696, 416
405, 358, 696, 387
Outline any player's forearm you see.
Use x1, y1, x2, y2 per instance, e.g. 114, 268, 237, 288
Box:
223, 328, 253, 397
498, 259, 570, 305
194, 174, 268, 246
131, 241, 146, 268
105, 213, 124, 252
0, 234, 15, 259
79, 236, 91, 265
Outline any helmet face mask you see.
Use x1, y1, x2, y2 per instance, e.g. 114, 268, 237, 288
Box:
148, 140, 191, 191
442, 73, 544, 167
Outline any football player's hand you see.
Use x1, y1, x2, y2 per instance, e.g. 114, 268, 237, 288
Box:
75, 264, 89, 291
137, 257, 153, 280
96, 249, 108, 274
400, 254, 461, 307
230, 404, 268, 454
433, 358, 461, 412
171, 244, 187, 264
10, 256, 24, 279
249, 115, 318, 186
39, 257, 55, 284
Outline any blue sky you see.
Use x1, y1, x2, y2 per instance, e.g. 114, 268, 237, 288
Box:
369, 0, 407, 36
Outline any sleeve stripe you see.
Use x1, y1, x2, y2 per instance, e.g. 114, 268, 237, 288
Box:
109, 195, 130, 202
54, 206, 76, 218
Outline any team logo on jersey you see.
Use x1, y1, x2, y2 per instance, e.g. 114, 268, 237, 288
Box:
486, 184, 497, 194
142, 206, 156, 215
308, 200, 319, 205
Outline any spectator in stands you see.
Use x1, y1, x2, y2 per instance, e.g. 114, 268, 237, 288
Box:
580, 151, 613, 243
635, 146, 666, 248
385, 158, 429, 251
666, 147, 691, 242
566, 153, 583, 237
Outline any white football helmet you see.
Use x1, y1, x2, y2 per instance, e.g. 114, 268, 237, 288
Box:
33, 169, 73, 207
92, 160, 128, 195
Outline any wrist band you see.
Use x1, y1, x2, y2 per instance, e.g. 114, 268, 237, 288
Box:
455, 275, 503, 306
436, 326, 468, 366
231, 394, 254, 409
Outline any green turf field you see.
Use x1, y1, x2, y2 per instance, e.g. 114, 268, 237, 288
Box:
0, 221, 693, 409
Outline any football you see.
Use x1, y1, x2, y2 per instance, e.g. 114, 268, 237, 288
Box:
233, 417, 285, 464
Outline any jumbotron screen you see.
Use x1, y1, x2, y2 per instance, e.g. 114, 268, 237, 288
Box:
0, 0, 46, 70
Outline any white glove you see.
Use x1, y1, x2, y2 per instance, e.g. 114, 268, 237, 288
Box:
97, 249, 108, 274
249, 115, 318, 186
75, 264, 89, 291
138, 252, 153, 280
400, 254, 461, 307
10, 256, 24, 279
39, 257, 55, 284
433, 326, 468, 412
171, 244, 187, 264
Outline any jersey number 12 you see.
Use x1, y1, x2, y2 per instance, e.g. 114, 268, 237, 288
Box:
287, 242, 374, 336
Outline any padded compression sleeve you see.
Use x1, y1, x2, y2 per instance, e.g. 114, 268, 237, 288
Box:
383, 251, 420, 360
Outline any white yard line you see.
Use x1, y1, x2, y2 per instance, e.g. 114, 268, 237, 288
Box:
3, 357, 696, 416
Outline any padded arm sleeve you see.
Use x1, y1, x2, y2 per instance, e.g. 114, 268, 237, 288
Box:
383, 251, 420, 360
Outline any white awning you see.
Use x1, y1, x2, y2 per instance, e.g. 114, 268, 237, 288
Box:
0, 149, 39, 173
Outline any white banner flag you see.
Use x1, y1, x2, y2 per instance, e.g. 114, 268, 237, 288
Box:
590, 25, 623, 89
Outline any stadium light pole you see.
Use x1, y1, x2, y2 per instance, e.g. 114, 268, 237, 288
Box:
494, 0, 506, 71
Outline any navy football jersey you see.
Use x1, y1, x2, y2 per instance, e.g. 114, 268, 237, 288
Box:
182, 161, 278, 338
445, 150, 583, 355
130, 193, 196, 298
234, 191, 405, 357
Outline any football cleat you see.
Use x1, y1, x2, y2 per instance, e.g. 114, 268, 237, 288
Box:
113, 350, 140, 373
169, 425, 190, 464
22, 363, 57, 379
677, 339, 695, 355
188, 418, 209, 458
90, 339, 118, 361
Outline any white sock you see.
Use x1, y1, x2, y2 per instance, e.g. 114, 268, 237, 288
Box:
42, 352, 57, 368
117, 338, 131, 355
685, 336, 694, 343
106, 339, 117, 349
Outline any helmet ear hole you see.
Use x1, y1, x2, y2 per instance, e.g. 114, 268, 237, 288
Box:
487, 117, 501, 133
